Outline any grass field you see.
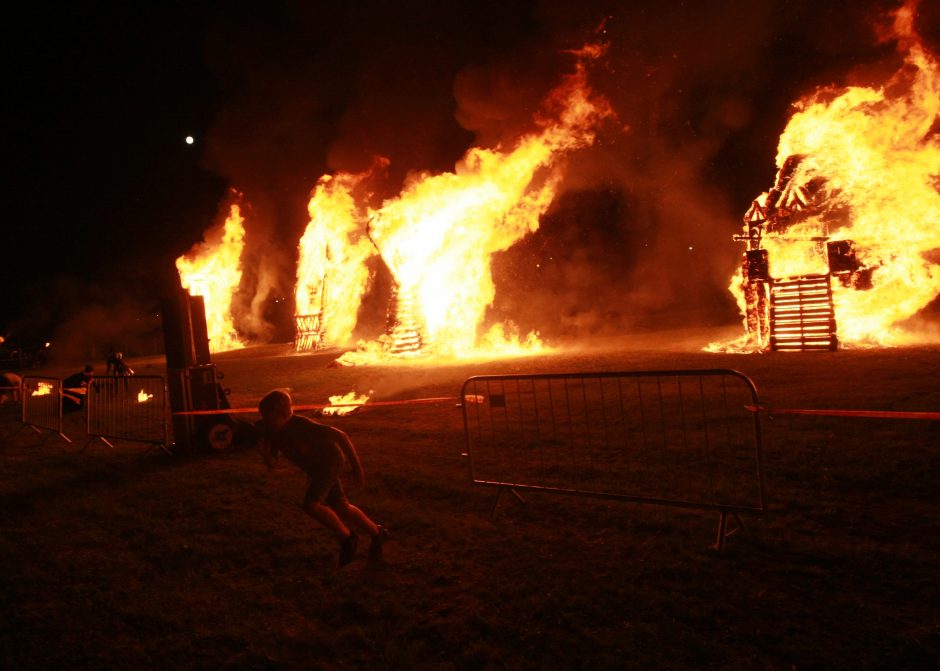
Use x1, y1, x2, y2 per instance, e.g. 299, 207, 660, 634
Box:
1, 329, 938, 669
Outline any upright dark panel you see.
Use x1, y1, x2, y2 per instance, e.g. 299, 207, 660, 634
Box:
161, 291, 196, 369
188, 295, 212, 365
161, 290, 215, 452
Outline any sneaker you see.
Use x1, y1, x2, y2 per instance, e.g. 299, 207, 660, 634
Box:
339, 532, 358, 566
369, 525, 390, 560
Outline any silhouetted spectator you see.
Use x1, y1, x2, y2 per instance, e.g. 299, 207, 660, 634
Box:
62, 364, 94, 412
106, 351, 133, 376
256, 389, 390, 566
0, 372, 22, 405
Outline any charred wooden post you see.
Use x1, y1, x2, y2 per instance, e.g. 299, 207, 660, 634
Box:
386, 284, 428, 356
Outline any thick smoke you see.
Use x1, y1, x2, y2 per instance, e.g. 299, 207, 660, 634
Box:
10, 276, 164, 365
198, 0, 938, 344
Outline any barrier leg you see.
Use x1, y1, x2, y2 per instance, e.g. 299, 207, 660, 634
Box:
81, 435, 115, 454
715, 512, 727, 550
714, 512, 745, 551
489, 487, 503, 519
30, 427, 71, 445
489, 486, 527, 519
9, 423, 31, 438
142, 441, 173, 457
9, 423, 49, 439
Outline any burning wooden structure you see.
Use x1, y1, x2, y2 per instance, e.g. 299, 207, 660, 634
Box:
293, 313, 325, 352
734, 154, 875, 351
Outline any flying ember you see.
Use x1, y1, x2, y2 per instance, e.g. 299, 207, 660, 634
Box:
294, 45, 613, 364
715, 2, 940, 352
176, 202, 246, 353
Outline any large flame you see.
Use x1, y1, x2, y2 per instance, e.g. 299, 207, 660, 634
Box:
295, 163, 385, 348
718, 2, 940, 350
327, 48, 612, 364
176, 203, 246, 352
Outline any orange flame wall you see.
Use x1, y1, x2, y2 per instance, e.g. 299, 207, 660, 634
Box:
722, 4, 940, 349
776, 28, 939, 343
176, 203, 246, 352
296, 50, 612, 362
295, 169, 380, 347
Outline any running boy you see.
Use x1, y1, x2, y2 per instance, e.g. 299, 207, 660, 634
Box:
257, 389, 389, 566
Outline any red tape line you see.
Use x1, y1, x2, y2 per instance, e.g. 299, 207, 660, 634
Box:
173, 396, 460, 416
746, 405, 940, 420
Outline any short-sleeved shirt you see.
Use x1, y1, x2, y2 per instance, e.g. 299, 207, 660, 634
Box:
266, 415, 345, 477
266, 415, 348, 507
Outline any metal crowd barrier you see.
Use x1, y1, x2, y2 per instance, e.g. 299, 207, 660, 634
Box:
20, 376, 71, 443
84, 376, 170, 453
461, 369, 767, 549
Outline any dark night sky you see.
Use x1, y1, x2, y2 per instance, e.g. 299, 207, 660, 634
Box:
3, 1, 938, 350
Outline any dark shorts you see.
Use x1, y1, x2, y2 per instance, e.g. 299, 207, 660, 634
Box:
302, 450, 347, 509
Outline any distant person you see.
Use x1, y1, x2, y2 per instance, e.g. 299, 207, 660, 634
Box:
0, 371, 22, 405
62, 364, 94, 411
256, 389, 390, 566
106, 351, 133, 376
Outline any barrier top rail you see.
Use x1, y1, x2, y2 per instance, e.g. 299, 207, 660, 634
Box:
461, 368, 760, 396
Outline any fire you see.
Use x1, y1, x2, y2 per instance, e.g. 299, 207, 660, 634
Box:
716, 2, 940, 351
137, 390, 153, 403
322, 390, 371, 416
31, 382, 53, 397
322, 47, 612, 364
295, 162, 386, 350
176, 202, 246, 352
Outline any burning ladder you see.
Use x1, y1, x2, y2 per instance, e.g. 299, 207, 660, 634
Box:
294, 313, 324, 352
769, 274, 838, 351
389, 286, 428, 356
